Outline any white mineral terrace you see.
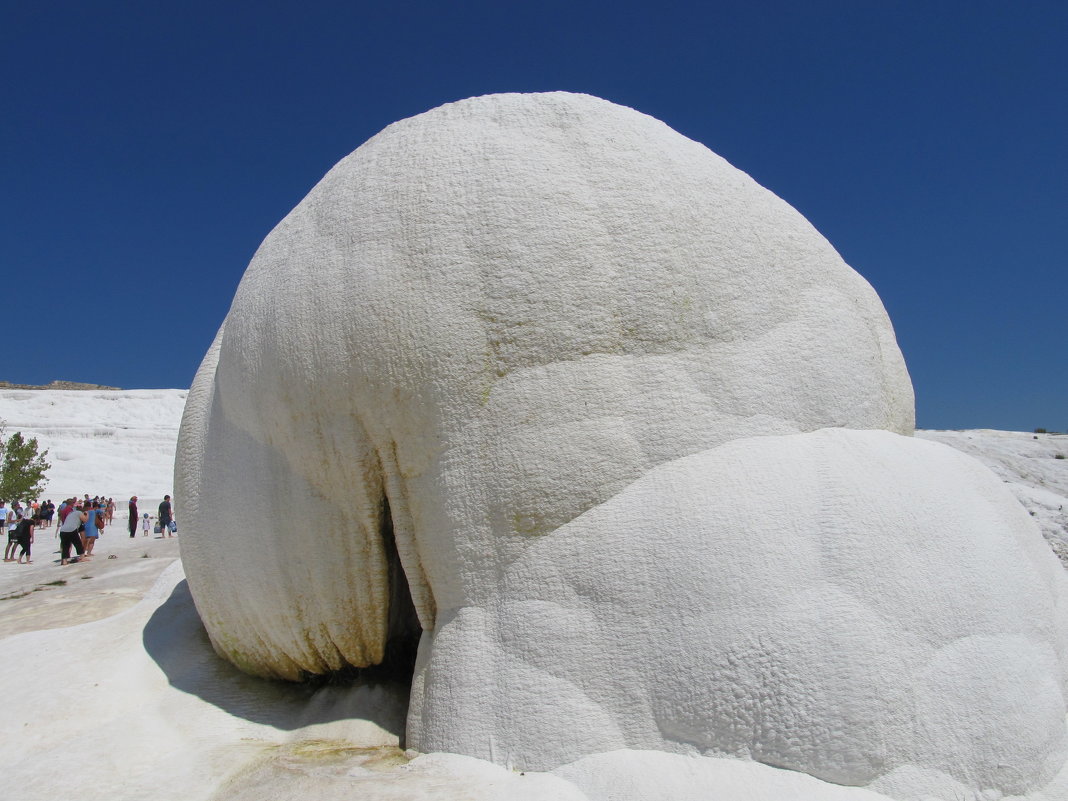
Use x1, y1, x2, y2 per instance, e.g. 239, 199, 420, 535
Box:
4, 93, 1068, 801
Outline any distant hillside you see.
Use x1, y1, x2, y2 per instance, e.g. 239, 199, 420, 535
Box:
0, 388, 186, 507
0, 380, 122, 391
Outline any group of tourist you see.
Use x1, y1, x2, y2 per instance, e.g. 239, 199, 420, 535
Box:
1, 494, 177, 565
127, 494, 175, 541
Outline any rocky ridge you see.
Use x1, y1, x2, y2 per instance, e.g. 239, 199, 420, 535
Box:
0, 380, 121, 391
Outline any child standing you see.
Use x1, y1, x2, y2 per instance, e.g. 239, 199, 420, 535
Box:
142, 512, 151, 536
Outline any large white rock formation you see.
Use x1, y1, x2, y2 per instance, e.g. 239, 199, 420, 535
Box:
176, 93, 1068, 799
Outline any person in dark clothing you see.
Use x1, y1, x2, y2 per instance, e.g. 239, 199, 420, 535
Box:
158, 495, 174, 537
16, 512, 34, 563
128, 496, 139, 538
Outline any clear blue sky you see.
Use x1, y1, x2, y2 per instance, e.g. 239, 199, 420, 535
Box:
2, 1, 1065, 431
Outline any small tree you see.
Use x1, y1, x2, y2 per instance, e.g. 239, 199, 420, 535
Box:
0, 422, 50, 502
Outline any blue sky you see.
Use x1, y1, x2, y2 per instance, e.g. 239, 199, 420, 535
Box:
2, 1, 1065, 430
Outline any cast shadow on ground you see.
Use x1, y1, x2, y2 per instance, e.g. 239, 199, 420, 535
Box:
142, 578, 408, 738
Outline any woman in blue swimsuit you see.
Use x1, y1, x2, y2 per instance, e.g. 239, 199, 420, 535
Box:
84, 501, 103, 556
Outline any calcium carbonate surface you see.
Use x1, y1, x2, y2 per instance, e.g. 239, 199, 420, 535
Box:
176, 93, 1067, 799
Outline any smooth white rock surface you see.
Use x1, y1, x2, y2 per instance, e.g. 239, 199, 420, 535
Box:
173, 92, 1068, 799
178, 89, 913, 674
408, 427, 1068, 796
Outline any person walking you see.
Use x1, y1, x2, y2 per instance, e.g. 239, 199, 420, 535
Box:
5, 502, 22, 561
0, 500, 13, 561
83, 501, 104, 557
158, 495, 174, 537
15, 509, 34, 564
128, 496, 138, 538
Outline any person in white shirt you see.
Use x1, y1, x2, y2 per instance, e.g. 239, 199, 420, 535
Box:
0, 501, 14, 561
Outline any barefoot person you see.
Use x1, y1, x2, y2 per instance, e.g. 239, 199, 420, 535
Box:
4, 502, 23, 562
0, 500, 14, 561
15, 509, 34, 564
128, 496, 138, 538
59, 503, 87, 565
158, 495, 174, 537
83, 501, 104, 557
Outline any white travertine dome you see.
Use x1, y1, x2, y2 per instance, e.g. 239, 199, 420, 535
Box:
176, 93, 1067, 799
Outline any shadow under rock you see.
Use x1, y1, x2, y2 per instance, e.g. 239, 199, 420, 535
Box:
142, 578, 408, 737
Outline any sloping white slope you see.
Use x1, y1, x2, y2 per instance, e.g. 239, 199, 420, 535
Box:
917, 429, 1068, 564
0, 389, 185, 506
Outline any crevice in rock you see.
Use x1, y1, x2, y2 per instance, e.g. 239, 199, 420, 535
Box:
311, 494, 421, 682
378, 494, 422, 684
378, 443, 436, 631
300, 495, 422, 747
